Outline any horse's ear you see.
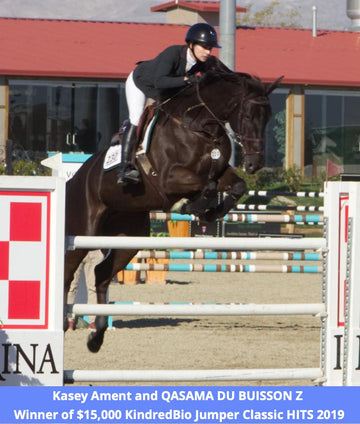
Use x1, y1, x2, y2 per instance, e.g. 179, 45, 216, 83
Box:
266, 76, 284, 95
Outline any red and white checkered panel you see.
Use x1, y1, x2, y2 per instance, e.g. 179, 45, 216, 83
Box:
0, 192, 50, 329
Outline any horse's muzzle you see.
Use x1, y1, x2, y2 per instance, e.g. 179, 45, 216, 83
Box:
244, 153, 264, 174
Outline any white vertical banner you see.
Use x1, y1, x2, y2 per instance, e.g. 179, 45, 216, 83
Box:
338, 193, 349, 327
324, 181, 360, 386
323, 182, 345, 385
343, 182, 360, 385
0, 176, 65, 386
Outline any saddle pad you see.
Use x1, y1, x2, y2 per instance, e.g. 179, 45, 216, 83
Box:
137, 116, 156, 155
103, 144, 121, 170
103, 115, 157, 171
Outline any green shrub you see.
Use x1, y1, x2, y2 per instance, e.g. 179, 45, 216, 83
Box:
283, 165, 303, 191
255, 168, 284, 189
3, 159, 51, 176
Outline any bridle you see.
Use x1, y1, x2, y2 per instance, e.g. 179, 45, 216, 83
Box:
158, 77, 268, 161
192, 81, 266, 157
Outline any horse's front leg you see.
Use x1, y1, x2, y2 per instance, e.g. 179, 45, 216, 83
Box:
202, 167, 247, 222
179, 180, 218, 216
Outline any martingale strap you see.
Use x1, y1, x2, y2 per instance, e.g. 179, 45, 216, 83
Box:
136, 154, 171, 210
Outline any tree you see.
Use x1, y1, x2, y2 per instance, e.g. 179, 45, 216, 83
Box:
238, 1, 302, 28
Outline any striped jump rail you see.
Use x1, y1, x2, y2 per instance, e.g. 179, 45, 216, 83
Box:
135, 250, 322, 261
125, 262, 322, 273
246, 190, 324, 198
150, 212, 323, 224
236, 204, 324, 212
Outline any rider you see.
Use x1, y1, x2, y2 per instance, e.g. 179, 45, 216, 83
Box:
117, 22, 221, 185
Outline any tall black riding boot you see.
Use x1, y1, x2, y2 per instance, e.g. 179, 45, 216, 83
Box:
117, 124, 140, 184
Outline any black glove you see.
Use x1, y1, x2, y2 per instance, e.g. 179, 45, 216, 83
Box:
186, 74, 200, 85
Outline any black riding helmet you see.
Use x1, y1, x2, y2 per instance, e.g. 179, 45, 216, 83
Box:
185, 23, 221, 49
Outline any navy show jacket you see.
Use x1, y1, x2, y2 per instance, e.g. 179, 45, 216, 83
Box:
132, 45, 205, 100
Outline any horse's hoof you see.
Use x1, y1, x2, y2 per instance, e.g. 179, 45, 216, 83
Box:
171, 198, 188, 213
87, 331, 105, 353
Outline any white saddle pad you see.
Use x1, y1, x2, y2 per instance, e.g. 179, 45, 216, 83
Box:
103, 116, 156, 171
103, 144, 121, 170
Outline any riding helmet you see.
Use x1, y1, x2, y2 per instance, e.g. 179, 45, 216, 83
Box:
185, 23, 221, 48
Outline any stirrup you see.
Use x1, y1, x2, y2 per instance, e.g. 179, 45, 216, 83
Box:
117, 164, 140, 185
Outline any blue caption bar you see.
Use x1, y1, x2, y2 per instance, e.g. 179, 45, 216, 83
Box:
0, 386, 358, 423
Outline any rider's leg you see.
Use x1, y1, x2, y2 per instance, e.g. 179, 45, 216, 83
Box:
117, 71, 146, 185
117, 123, 140, 184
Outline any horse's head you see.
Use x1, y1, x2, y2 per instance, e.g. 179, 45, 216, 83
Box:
160, 58, 283, 175
227, 74, 283, 174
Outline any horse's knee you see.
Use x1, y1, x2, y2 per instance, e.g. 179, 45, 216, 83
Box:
201, 176, 247, 222
229, 178, 247, 198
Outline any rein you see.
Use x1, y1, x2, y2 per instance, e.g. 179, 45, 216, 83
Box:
157, 76, 267, 170
194, 81, 264, 151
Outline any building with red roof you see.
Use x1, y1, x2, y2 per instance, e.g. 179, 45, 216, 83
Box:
150, 1, 246, 25
0, 3, 359, 176
0, 18, 358, 86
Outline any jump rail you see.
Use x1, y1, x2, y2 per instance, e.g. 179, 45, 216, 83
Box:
236, 204, 324, 212
149, 212, 323, 224
124, 263, 322, 273
67, 302, 326, 317
246, 190, 324, 198
66, 236, 326, 251
64, 368, 324, 384
135, 250, 322, 261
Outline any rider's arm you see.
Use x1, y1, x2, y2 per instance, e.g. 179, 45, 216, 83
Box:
152, 46, 188, 90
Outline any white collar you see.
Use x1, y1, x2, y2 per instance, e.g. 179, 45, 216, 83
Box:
186, 48, 197, 72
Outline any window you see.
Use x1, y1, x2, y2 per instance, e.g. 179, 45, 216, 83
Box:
264, 89, 288, 168
8, 80, 127, 161
305, 90, 360, 177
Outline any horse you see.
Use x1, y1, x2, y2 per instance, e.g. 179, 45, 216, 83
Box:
64, 56, 283, 352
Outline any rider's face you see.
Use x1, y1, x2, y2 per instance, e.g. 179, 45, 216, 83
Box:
190, 43, 212, 62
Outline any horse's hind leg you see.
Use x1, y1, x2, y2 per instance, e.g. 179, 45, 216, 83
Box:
87, 248, 138, 353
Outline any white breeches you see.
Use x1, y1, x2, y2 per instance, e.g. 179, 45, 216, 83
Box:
126, 71, 146, 126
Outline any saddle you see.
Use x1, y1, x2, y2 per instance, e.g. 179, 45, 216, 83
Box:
108, 105, 171, 209
137, 103, 158, 142
110, 103, 158, 148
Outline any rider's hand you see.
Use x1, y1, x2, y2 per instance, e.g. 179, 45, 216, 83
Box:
185, 74, 200, 85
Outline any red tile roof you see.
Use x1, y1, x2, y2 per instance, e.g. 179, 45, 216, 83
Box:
150, 1, 246, 13
0, 17, 359, 87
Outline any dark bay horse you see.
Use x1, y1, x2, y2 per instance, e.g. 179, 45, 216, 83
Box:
64, 57, 282, 352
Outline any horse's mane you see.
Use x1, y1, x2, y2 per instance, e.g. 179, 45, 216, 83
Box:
200, 56, 266, 97
161, 56, 270, 117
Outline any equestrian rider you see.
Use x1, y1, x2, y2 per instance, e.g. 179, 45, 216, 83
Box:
117, 22, 221, 185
